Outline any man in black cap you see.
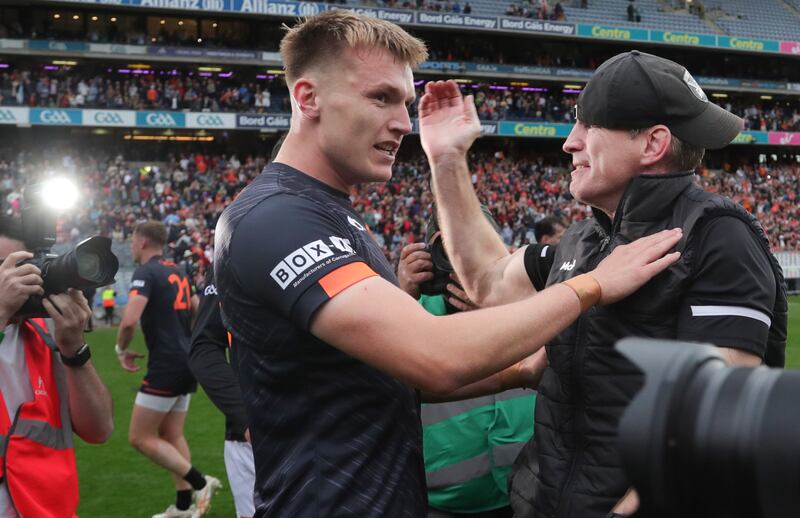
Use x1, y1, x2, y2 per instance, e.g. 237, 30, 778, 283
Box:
419, 51, 787, 518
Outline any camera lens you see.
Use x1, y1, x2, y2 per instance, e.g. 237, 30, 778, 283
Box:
76, 252, 101, 282
616, 338, 800, 518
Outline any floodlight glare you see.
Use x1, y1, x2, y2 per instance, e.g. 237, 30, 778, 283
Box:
40, 177, 79, 210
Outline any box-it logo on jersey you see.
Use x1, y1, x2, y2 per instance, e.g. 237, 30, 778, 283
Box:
271, 237, 354, 289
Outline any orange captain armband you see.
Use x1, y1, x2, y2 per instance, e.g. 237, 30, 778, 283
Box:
562, 274, 601, 312
318, 262, 378, 298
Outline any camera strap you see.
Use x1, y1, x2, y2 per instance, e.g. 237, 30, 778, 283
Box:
27, 320, 58, 353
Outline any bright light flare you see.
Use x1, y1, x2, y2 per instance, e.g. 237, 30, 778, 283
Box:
40, 178, 79, 210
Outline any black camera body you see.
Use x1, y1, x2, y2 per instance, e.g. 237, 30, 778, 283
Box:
616, 338, 800, 518
419, 234, 453, 296
419, 204, 500, 313
15, 183, 119, 318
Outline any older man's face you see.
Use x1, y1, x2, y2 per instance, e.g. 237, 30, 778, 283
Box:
562, 121, 643, 215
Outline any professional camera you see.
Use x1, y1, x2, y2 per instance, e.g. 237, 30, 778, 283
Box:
615, 338, 800, 518
15, 180, 119, 318
419, 205, 500, 312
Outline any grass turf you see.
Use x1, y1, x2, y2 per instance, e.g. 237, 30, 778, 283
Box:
75, 328, 230, 517
75, 298, 799, 516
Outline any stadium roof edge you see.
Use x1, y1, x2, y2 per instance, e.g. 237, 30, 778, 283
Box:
30, 0, 800, 59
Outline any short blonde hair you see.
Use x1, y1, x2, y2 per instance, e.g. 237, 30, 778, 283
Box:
134, 221, 167, 247
280, 10, 428, 83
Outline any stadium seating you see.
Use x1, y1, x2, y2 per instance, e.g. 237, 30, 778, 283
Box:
559, 0, 711, 32
707, 0, 800, 41
438, 0, 800, 41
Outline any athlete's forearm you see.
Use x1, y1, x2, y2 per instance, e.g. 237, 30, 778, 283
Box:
65, 361, 113, 443
314, 277, 581, 395
116, 324, 135, 350
429, 153, 512, 304
421, 362, 529, 402
425, 283, 577, 393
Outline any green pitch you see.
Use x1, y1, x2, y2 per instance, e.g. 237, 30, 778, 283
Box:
74, 299, 799, 517
75, 328, 231, 518
787, 296, 800, 370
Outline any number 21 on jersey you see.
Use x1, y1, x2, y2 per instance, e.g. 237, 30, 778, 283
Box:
168, 274, 192, 311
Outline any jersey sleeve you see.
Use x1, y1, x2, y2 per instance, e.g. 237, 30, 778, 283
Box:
524, 244, 557, 291
229, 194, 378, 330
191, 268, 227, 350
129, 264, 154, 299
676, 216, 776, 359
189, 268, 249, 436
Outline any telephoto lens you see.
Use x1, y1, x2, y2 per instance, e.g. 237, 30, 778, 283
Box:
615, 338, 800, 518
16, 236, 119, 318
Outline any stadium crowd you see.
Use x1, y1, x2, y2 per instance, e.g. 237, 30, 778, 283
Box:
0, 147, 796, 289
0, 68, 290, 113
1, 66, 798, 129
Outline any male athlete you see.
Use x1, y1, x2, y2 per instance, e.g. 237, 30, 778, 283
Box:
116, 221, 221, 518
214, 11, 682, 517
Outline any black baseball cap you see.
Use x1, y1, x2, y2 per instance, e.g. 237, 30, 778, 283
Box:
576, 50, 743, 149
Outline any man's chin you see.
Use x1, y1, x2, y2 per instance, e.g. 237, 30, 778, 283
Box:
360, 166, 393, 184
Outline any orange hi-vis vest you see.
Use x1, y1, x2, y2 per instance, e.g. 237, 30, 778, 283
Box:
0, 319, 78, 518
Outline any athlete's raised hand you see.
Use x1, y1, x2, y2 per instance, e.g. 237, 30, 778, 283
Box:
418, 80, 481, 162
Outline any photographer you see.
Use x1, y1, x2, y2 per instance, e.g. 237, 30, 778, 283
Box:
398, 211, 548, 518
0, 217, 113, 518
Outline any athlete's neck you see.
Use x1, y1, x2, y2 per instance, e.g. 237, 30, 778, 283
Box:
138, 248, 162, 265
274, 133, 351, 195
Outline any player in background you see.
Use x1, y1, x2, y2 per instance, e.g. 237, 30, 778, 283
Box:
116, 221, 222, 518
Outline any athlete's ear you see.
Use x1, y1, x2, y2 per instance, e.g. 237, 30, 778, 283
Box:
291, 77, 320, 121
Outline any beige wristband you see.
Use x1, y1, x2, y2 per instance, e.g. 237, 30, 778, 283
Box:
562, 273, 602, 312
498, 361, 524, 390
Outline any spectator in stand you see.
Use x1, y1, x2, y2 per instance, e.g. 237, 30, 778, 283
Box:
534, 216, 566, 245
627, 0, 642, 22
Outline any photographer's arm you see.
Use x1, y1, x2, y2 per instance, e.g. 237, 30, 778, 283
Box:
63, 360, 113, 444
420, 81, 535, 307
42, 290, 113, 444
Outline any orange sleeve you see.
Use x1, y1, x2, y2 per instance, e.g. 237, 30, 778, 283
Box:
318, 262, 378, 298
